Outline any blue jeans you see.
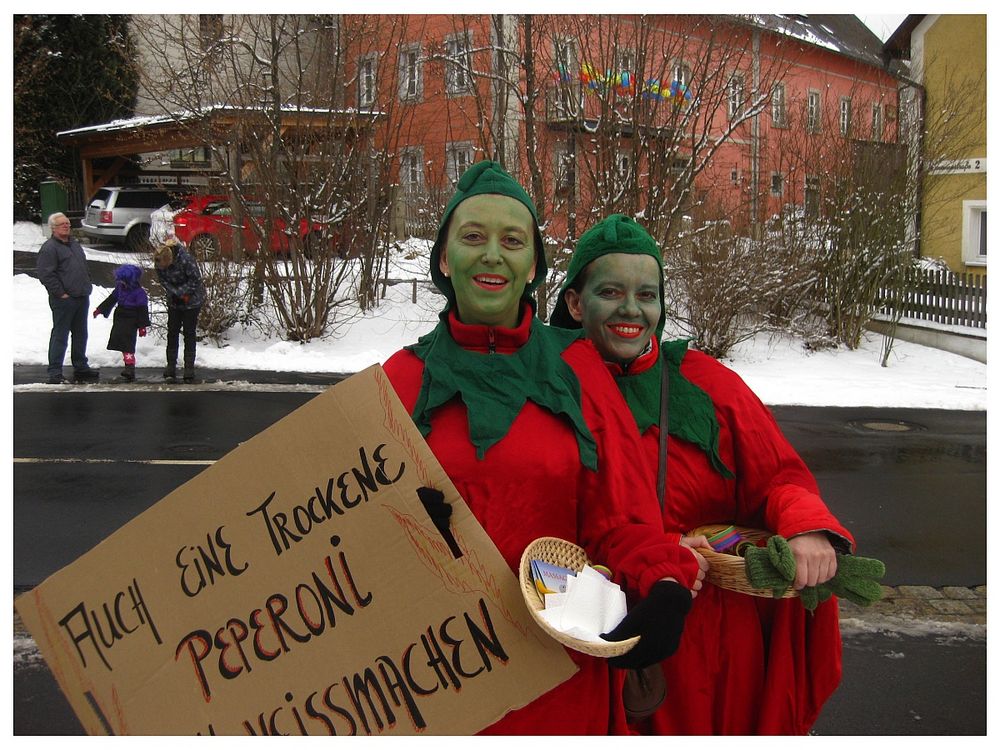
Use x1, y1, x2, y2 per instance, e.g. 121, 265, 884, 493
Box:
47, 295, 90, 376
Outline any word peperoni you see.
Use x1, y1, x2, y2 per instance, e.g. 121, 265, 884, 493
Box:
247, 443, 406, 557
175, 535, 372, 702
197, 597, 509, 736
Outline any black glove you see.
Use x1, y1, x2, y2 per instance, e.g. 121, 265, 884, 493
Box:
601, 580, 692, 669
416, 486, 460, 559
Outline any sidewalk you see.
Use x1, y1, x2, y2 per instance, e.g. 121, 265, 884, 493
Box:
15, 584, 986, 642
13, 364, 347, 387
840, 584, 986, 626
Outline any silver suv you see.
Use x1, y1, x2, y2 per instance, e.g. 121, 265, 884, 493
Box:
81, 186, 183, 250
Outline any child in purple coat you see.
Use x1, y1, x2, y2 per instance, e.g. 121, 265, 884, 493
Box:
93, 264, 151, 382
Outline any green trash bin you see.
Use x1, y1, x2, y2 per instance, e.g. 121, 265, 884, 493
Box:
40, 180, 69, 228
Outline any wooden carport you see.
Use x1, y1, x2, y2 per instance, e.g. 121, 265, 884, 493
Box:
56, 107, 381, 201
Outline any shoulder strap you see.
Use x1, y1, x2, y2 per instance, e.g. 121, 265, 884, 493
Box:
656, 357, 669, 509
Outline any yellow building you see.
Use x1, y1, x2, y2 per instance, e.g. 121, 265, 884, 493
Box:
886, 14, 987, 276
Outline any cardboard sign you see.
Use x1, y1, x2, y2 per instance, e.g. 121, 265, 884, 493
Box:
15, 365, 577, 735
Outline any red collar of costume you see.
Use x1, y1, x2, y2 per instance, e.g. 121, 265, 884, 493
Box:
605, 336, 660, 377
447, 306, 533, 353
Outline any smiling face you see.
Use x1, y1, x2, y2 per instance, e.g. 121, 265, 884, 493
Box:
439, 194, 537, 328
563, 252, 662, 366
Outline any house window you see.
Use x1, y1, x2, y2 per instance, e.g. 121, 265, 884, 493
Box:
804, 175, 821, 219
168, 147, 211, 166
871, 103, 883, 141
771, 83, 787, 127
445, 32, 473, 95
445, 142, 475, 184
770, 172, 784, 197
730, 167, 740, 185
554, 37, 577, 81
672, 62, 691, 89
400, 148, 424, 194
728, 74, 744, 120
199, 14, 224, 50
807, 90, 821, 132
552, 37, 580, 118
398, 44, 423, 102
553, 142, 574, 195
962, 201, 987, 266
670, 157, 691, 175
840, 97, 852, 137
617, 49, 636, 75
358, 55, 377, 109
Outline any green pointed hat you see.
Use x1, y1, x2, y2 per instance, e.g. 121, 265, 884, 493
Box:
430, 160, 547, 310
550, 213, 666, 336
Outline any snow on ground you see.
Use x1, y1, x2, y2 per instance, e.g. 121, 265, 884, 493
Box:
838, 616, 985, 641
10, 221, 988, 410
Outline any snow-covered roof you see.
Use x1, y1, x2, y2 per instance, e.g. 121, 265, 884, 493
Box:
57, 104, 382, 139
741, 14, 889, 70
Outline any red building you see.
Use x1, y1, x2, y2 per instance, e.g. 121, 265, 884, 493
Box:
343, 14, 900, 245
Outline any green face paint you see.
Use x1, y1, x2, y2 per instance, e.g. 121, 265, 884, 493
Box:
440, 194, 537, 328
571, 253, 662, 366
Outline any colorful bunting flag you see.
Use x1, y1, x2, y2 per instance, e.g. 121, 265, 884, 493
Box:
556, 61, 694, 104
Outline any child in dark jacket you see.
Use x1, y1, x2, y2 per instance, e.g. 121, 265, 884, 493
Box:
93, 264, 151, 382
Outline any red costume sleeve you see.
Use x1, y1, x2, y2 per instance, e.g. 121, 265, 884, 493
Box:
682, 351, 854, 551
563, 340, 701, 595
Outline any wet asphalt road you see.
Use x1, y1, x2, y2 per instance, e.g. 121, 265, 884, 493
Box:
12, 388, 987, 588
769, 404, 986, 588
12, 382, 986, 735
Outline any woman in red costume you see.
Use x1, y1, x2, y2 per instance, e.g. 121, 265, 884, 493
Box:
550, 214, 855, 734
382, 164, 704, 735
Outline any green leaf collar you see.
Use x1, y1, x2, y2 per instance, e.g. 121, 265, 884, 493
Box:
406, 318, 599, 470
616, 338, 734, 479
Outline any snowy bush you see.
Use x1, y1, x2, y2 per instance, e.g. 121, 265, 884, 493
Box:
663, 222, 787, 358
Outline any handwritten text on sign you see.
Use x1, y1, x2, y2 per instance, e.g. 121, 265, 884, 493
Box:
16, 366, 575, 735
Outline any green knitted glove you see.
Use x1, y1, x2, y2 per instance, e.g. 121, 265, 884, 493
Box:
744, 537, 794, 598
744, 535, 887, 610
832, 553, 887, 582
767, 535, 797, 582
818, 555, 887, 609
826, 577, 884, 608
799, 583, 833, 611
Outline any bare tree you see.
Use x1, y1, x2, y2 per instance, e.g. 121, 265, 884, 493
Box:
405, 15, 564, 315
758, 63, 985, 359
550, 16, 793, 242
908, 61, 988, 264
663, 219, 783, 358
131, 14, 409, 341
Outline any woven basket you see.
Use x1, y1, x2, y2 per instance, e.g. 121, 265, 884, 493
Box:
518, 536, 639, 658
688, 524, 798, 599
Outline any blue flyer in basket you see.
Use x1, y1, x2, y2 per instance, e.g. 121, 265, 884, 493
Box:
530, 559, 575, 596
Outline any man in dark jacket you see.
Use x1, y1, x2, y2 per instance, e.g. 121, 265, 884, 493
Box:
36, 213, 99, 383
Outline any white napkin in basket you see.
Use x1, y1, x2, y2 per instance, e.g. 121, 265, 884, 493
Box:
537, 565, 627, 643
